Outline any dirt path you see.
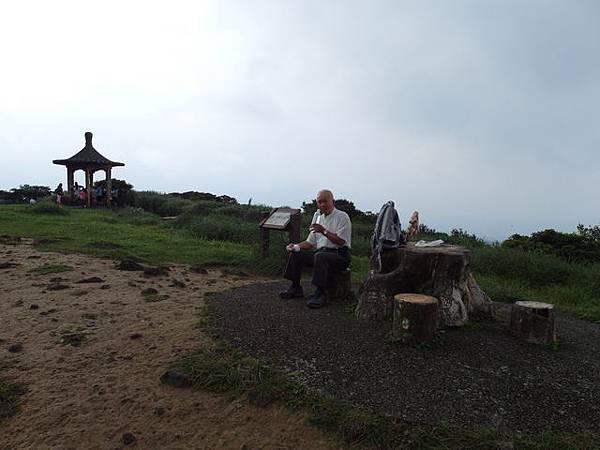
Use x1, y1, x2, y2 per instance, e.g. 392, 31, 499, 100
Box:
0, 240, 342, 450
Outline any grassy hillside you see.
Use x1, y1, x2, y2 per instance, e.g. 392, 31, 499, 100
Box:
1, 203, 599, 322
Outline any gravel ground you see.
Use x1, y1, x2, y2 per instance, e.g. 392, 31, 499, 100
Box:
208, 281, 600, 434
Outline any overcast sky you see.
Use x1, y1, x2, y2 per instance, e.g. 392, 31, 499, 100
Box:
1, 0, 598, 240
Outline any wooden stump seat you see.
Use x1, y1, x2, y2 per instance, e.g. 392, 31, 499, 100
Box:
327, 268, 352, 302
393, 293, 439, 343
510, 301, 556, 345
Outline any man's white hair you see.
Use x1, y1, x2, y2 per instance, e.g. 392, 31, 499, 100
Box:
317, 189, 334, 200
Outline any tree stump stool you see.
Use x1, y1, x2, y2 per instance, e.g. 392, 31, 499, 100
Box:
355, 244, 492, 326
393, 294, 439, 343
327, 268, 352, 302
510, 301, 556, 345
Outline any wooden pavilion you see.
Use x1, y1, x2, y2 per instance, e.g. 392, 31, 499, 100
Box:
53, 132, 125, 207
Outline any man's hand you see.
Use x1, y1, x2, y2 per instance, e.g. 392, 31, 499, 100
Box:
286, 243, 295, 252
309, 223, 327, 235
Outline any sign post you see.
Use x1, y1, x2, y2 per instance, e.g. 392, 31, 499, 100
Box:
259, 208, 301, 258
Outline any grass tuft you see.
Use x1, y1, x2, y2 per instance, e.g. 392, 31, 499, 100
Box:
0, 380, 26, 419
28, 264, 73, 275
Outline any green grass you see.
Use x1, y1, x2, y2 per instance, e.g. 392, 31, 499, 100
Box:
0, 204, 370, 279
472, 247, 600, 322
174, 313, 600, 450
28, 264, 73, 275
0, 205, 254, 267
0, 380, 26, 420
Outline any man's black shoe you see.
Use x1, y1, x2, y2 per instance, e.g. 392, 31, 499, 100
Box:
279, 285, 304, 299
306, 291, 327, 308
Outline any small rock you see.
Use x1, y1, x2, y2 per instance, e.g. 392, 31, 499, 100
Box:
153, 406, 165, 416
76, 277, 104, 284
8, 343, 23, 353
160, 370, 192, 388
141, 288, 158, 296
30, 304, 39, 310
130, 333, 143, 340
170, 279, 186, 288
122, 432, 136, 445
189, 264, 208, 274
0, 261, 18, 269
117, 257, 144, 271
100, 284, 111, 289
81, 313, 98, 320
70, 289, 89, 296
49, 277, 66, 283
47, 283, 69, 291
143, 266, 169, 277
12, 300, 24, 307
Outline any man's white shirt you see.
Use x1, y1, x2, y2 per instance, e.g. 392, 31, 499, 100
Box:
306, 208, 352, 249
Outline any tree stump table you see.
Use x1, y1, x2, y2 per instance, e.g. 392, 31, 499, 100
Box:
510, 301, 556, 344
355, 244, 492, 327
393, 294, 439, 343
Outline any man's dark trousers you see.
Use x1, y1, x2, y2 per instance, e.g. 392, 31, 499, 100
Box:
284, 247, 350, 291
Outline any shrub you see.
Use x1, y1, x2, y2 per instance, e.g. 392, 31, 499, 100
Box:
29, 198, 69, 215
176, 215, 258, 244
472, 247, 574, 286
129, 191, 194, 217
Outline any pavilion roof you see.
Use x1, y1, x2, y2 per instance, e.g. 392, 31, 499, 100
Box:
53, 132, 125, 167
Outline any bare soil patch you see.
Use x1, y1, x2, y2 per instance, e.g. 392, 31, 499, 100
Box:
0, 240, 342, 450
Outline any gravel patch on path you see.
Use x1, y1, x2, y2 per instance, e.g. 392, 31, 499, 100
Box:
209, 281, 600, 434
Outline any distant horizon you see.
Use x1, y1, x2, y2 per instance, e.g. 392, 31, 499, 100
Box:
1, 177, 593, 243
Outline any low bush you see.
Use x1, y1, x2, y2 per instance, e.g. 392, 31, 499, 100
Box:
472, 247, 574, 286
29, 198, 69, 215
129, 191, 194, 217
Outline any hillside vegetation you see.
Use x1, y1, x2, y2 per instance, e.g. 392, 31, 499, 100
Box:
1, 186, 600, 322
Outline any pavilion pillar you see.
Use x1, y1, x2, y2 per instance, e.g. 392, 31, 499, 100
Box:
67, 167, 74, 200
106, 168, 112, 206
85, 168, 92, 208
89, 170, 95, 207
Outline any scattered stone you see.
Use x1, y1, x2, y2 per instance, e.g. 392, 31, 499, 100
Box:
60, 331, 86, 347
29, 304, 39, 310
12, 300, 23, 307
160, 370, 192, 388
122, 432, 136, 446
47, 283, 69, 291
27, 255, 41, 259
0, 261, 18, 269
190, 264, 208, 274
70, 289, 89, 296
40, 308, 58, 316
8, 343, 23, 353
143, 266, 170, 277
100, 284, 111, 289
153, 406, 166, 416
130, 333, 143, 340
81, 313, 98, 320
117, 257, 144, 271
170, 279, 186, 288
127, 281, 138, 287
49, 277, 66, 283
141, 288, 158, 296
76, 277, 104, 284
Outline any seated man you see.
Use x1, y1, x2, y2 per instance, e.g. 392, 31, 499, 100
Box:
279, 189, 352, 308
